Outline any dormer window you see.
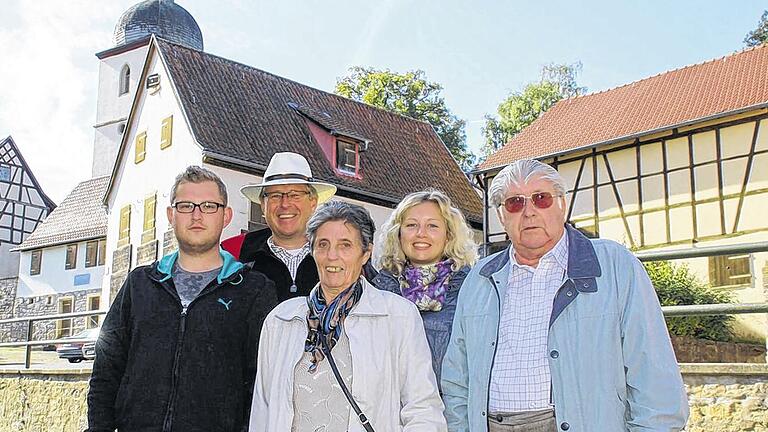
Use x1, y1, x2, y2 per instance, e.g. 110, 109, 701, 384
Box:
336, 139, 358, 175
119, 64, 131, 96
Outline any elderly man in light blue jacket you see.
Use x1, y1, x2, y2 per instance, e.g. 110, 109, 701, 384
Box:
441, 159, 688, 432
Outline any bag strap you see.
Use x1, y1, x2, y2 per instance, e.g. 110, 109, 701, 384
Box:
320, 336, 375, 432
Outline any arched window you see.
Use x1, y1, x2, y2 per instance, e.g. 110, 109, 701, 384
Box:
119, 64, 131, 95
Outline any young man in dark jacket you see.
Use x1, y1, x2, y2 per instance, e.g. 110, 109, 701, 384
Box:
87, 166, 277, 432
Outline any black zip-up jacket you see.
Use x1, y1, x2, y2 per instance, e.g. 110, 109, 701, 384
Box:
239, 228, 318, 302
87, 251, 277, 432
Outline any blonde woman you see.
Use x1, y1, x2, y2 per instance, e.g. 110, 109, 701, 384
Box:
373, 189, 477, 387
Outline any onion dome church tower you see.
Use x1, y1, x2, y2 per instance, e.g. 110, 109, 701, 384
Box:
91, 0, 203, 177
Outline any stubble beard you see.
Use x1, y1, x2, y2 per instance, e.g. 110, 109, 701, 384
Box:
175, 230, 220, 257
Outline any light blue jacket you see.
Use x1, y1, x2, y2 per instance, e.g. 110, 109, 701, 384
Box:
441, 225, 689, 431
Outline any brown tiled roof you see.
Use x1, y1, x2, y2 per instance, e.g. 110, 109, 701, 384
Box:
15, 176, 109, 251
480, 44, 768, 171
157, 39, 482, 222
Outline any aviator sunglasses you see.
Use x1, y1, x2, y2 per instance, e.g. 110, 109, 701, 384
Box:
503, 192, 562, 213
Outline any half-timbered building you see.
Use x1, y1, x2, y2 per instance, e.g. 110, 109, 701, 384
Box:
476, 44, 768, 339
10, 177, 108, 341
0, 136, 56, 339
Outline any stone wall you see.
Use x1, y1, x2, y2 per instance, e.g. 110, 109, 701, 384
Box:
110, 245, 132, 302
683, 364, 768, 431
0, 278, 18, 343
1, 288, 101, 342
2, 364, 768, 431
0, 278, 17, 320
0, 372, 89, 432
673, 336, 767, 363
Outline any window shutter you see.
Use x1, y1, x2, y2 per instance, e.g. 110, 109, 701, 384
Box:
142, 193, 157, 244
708, 254, 751, 287
118, 205, 131, 248
135, 131, 147, 164
97, 239, 107, 266
160, 116, 173, 150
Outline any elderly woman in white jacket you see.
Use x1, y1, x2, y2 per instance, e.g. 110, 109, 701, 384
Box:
250, 200, 446, 432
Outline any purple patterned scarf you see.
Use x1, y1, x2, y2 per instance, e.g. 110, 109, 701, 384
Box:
304, 280, 363, 372
400, 258, 454, 312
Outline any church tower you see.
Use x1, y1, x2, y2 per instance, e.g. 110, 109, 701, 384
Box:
91, 0, 203, 177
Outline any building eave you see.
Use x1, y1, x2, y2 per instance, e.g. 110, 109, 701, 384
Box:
472, 101, 768, 179
95, 36, 152, 60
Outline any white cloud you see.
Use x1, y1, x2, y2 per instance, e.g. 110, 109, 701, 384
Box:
0, 1, 123, 203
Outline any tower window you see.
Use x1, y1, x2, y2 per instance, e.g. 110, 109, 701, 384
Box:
119, 64, 131, 96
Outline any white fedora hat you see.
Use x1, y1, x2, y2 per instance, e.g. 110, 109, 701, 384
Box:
240, 152, 337, 204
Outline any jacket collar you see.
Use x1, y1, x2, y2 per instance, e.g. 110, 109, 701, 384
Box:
274, 278, 387, 321
563, 224, 601, 291
239, 227, 274, 262
154, 247, 244, 284
479, 224, 601, 292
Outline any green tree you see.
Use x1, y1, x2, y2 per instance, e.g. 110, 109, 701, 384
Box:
745, 10, 768, 47
482, 62, 586, 156
335, 67, 475, 170
644, 260, 734, 342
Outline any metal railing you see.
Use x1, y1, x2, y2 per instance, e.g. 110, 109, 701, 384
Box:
0, 309, 107, 369
2, 243, 767, 369
636, 241, 768, 261
662, 303, 768, 317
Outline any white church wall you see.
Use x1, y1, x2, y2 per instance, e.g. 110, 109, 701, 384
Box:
104, 46, 203, 300
93, 45, 150, 177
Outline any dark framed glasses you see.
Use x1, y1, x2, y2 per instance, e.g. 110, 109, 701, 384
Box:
262, 190, 311, 203
503, 192, 561, 213
173, 201, 225, 214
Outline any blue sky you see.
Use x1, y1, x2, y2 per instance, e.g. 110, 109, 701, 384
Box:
0, 0, 765, 202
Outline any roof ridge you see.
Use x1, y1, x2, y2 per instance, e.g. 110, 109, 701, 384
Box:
569, 44, 768, 102
155, 38, 436, 129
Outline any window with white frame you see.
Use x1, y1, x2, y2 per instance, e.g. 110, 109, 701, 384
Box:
336, 139, 357, 174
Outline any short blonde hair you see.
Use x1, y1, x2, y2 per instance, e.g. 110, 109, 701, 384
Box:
375, 189, 478, 276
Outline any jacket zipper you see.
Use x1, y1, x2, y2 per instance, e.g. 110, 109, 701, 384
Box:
157, 272, 238, 432
162, 305, 187, 432
486, 275, 502, 420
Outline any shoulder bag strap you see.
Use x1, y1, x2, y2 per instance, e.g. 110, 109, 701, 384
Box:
320, 336, 375, 432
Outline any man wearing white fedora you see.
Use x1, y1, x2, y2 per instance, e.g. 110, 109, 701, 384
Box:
228, 152, 337, 302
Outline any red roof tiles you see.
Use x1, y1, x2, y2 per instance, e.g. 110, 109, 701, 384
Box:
480, 44, 768, 171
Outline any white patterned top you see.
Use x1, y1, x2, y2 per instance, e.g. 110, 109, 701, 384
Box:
291, 331, 353, 431
489, 233, 568, 413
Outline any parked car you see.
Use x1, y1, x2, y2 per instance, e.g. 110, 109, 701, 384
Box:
55, 328, 100, 363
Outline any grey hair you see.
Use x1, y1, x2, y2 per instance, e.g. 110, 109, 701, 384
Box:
489, 159, 566, 207
170, 166, 228, 205
306, 200, 376, 251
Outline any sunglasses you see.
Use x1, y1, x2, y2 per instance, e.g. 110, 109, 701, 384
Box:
503, 192, 561, 213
